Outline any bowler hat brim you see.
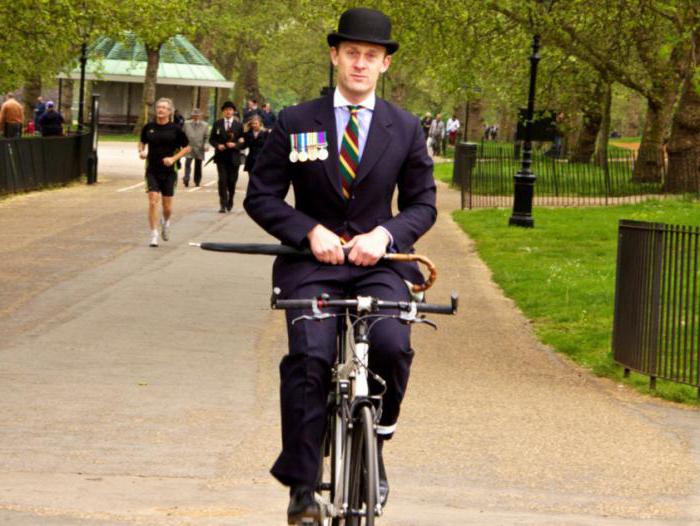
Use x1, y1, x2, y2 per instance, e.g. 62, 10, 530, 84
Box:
327, 32, 399, 55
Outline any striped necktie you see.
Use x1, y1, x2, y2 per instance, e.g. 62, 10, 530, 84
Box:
339, 105, 361, 202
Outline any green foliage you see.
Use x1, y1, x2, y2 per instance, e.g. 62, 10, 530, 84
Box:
452, 199, 700, 404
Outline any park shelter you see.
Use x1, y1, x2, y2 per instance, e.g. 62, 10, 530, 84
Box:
57, 33, 233, 130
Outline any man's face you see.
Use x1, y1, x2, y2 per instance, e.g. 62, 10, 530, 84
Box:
155, 102, 171, 119
223, 108, 234, 119
330, 41, 391, 100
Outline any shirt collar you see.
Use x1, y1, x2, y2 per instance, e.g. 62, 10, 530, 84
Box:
333, 87, 375, 111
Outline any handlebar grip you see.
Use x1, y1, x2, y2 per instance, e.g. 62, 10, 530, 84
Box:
416, 292, 458, 314
273, 299, 315, 310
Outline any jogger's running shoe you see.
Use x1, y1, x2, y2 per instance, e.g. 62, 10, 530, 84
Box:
161, 219, 170, 241
149, 231, 159, 247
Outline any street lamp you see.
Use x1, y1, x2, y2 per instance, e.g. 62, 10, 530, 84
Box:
509, 1, 551, 228
78, 41, 88, 128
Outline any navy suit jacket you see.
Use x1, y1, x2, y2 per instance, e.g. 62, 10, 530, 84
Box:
243, 94, 436, 296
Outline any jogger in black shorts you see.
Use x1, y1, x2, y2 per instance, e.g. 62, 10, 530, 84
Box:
138, 98, 190, 247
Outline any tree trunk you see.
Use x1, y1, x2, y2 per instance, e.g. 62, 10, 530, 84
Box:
594, 81, 613, 167
570, 80, 604, 163
236, 59, 261, 105
466, 98, 485, 142
497, 106, 516, 144
134, 44, 161, 134
632, 96, 675, 182
666, 75, 700, 193
60, 79, 74, 124
22, 75, 42, 125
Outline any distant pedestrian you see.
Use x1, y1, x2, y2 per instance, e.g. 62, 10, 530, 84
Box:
428, 112, 445, 156
447, 114, 460, 145
182, 108, 209, 187
209, 101, 244, 213
243, 99, 263, 124
38, 101, 64, 136
138, 97, 191, 247
261, 102, 276, 129
173, 109, 185, 128
421, 112, 432, 140
238, 114, 269, 174
34, 96, 46, 130
0, 93, 24, 138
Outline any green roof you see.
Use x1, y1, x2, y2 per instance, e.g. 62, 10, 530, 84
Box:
58, 33, 233, 89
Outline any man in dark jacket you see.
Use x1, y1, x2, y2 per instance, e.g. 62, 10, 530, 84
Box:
244, 7, 436, 524
38, 101, 64, 136
209, 101, 244, 212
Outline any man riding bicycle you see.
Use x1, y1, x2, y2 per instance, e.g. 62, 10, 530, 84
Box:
243, 7, 436, 524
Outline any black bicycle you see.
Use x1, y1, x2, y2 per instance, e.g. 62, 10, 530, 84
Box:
193, 242, 457, 525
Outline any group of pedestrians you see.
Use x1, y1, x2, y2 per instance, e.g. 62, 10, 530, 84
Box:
420, 111, 461, 157
0, 93, 65, 138
137, 98, 274, 246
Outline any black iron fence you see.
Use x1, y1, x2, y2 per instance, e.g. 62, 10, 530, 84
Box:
0, 95, 100, 196
455, 141, 678, 209
0, 131, 94, 195
612, 220, 700, 394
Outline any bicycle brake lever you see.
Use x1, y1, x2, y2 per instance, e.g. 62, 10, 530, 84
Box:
291, 313, 334, 325
413, 317, 438, 330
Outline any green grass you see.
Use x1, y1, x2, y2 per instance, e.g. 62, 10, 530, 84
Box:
611, 136, 641, 144
434, 162, 453, 183
452, 199, 700, 404
98, 133, 140, 142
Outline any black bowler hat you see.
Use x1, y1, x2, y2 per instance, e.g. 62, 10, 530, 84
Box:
327, 8, 399, 55
221, 100, 236, 111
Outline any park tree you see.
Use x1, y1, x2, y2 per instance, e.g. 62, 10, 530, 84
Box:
487, 0, 698, 187
122, 0, 194, 132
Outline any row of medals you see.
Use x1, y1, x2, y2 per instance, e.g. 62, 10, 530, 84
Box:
289, 134, 329, 163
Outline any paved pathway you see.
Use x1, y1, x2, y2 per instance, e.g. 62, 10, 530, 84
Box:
0, 143, 698, 525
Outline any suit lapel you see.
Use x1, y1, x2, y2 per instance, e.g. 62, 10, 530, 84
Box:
313, 95, 344, 200
354, 99, 392, 187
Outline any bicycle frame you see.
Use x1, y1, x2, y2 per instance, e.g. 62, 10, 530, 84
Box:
320, 299, 382, 523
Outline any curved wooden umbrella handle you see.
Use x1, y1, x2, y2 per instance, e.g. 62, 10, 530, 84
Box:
383, 253, 437, 292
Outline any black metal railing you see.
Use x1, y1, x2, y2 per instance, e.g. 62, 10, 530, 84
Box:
612, 220, 700, 393
456, 142, 678, 209
0, 95, 99, 195
0, 131, 93, 195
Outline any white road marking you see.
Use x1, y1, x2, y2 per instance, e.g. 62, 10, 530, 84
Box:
117, 182, 145, 193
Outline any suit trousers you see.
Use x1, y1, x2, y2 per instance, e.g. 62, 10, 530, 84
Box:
216, 161, 240, 209
184, 158, 202, 186
270, 264, 414, 488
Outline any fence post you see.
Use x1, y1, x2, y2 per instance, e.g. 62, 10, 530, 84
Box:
453, 142, 477, 210
87, 94, 100, 184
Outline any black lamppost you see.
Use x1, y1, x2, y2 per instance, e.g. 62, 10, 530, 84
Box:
509, 34, 541, 228
78, 41, 88, 128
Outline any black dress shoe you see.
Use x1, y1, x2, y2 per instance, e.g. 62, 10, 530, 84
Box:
287, 486, 321, 525
218, 207, 226, 213
378, 439, 389, 506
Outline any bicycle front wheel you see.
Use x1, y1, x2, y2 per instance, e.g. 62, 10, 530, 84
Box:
346, 405, 377, 526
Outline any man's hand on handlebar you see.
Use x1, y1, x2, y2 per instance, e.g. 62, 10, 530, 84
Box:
345, 227, 389, 267
307, 224, 345, 265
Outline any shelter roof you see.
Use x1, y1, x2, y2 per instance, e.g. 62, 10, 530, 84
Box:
58, 33, 233, 89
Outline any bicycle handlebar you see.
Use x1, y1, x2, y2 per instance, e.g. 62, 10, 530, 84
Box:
191, 242, 437, 293
271, 289, 458, 315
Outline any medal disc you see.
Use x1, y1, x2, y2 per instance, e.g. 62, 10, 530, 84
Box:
308, 148, 318, 161
289, 150, 299, 163
298, 150, 308, 162
318, 148, 329, 161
